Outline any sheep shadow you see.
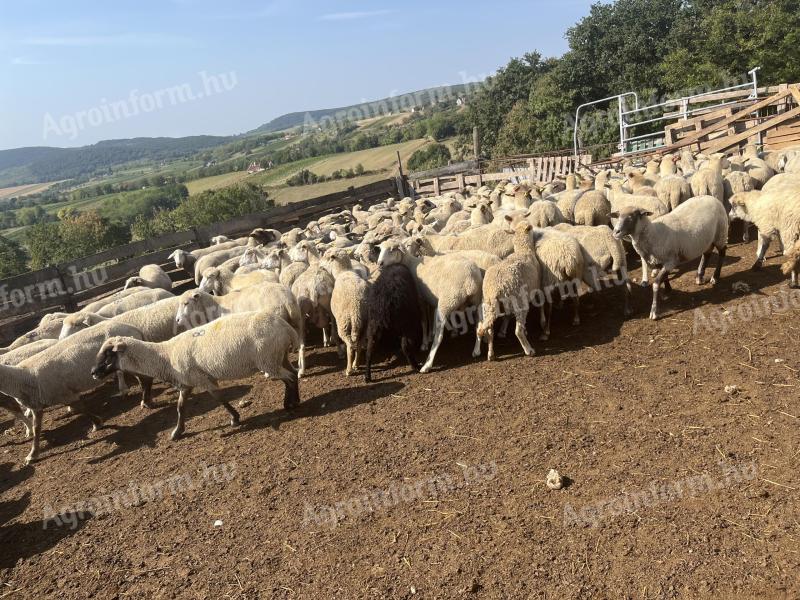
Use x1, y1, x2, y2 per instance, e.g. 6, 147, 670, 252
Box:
82, 385, 252, 464
223, 381, 405, 435
0, 461, 34, 500
0, 511, 93, 569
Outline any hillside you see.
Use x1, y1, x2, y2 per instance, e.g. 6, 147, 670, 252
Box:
0, 136, 235, 187
250, 84, 474, 133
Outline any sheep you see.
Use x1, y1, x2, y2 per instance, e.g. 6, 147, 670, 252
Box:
526, 200, 565, 228
97, 288, 173, 318
553, 223, 633, 316
529, 228, 599, 340
0, 339, 60, 436
92, 311, 300, 441
0, 312, 68, 355
572, 190, 611, 226
476, 221, 542, 360
175, 283, 305, 372
729, 189, 800, 274
199, 266, 277, 295
124, 264, 172, 292
194, 246, 248, 284
608, 181, 669, 217
0, 321, 145, 464
763, 173, 800, 192
655, 175, 692, 212
325, 249, 370, 375
611, 195, 729, 320
723, 171, 757, 240
291, 262, 337, 350
81, 286, 152, 314
426, 224, 515, 258
263, 248, 309, 288
377, 239, 483, 373
690, 153, 727, 202
211, 235, 230, 245
743, 144, 775, 189
167, 249, 196, 277
659, 154, 679, 177
363, 263, 423, 383
625, 172, 658, 196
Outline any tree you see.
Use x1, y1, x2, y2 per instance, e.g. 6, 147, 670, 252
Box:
407, 143, 452, 172
0, 235, 27, 278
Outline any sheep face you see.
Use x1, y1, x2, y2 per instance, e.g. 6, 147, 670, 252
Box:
124, 277, 142, 290
59, 314, 93, 339
728, 199, 749, 222
175, 291, 211, 329
611, 207, 653, 240
91, 338, 127, 380
169, 250, 188, 269
199, 268, 222, 295
376, 241, 404, 268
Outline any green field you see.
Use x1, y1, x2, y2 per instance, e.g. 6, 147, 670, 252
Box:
0, 181, 63, 201
266, 172, 392, 205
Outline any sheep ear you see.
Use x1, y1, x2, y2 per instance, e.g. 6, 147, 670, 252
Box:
111, 339, 127, 353
609, 211, 619, 218
523, 211, 531, 218
637, 209, 653, 217
504, 215, 513, 222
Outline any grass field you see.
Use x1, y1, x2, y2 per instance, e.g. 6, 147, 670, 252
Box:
266, 172, 391, 205
184, 171, 251, 195
0, 181, 62, 201
306, 139, 430, 177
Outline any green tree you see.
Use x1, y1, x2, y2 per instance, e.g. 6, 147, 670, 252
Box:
0, 235, 27, 278
407, 143, 452, 172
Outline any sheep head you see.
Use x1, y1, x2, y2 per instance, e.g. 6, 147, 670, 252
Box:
610, 207, 653, 240
92, 337, 129, 380
124, 276, 142, 290
198, 267, 222, 295
376, 239, 405, 268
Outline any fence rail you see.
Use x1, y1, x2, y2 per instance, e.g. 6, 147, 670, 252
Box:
0, 177, 398, 344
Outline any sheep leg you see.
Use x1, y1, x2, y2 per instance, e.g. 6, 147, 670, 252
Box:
484, 325, 495, 361
514, 311, 535, 357
0, 397, 32, 438
24, 409, 43, 466
116, 372, 129, 394
171, 388, 190, 440
615, 269, 634, 317
400, 337, 420, 372
650, 267, 669, 320
138, 376, 154, 409
791, 270, 798, 288
345, 341, 354, 376
639, 253, 650, 287
539, 302, 552, 341
420, 310, 446, 374
364, 332, 376, 383
743, 224, 750, 243
497, 316, 510, 338
711, 246, 726, 285
69, 400, 102, 432
696, 251, 713, 285
207, 388, 240, 428
753, 234, 771, 270
276, 355, 300, 409
571, 295, 581, 326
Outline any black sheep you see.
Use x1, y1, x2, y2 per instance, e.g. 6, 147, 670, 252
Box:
364, 263, 422, 382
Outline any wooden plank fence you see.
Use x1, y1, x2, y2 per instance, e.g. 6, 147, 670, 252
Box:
0, 177, 398, 344
410, 154, 592, 196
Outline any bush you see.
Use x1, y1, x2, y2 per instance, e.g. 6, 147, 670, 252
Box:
407, 143, 452, 172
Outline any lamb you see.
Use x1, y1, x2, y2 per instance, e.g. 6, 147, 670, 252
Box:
175, 284, 305, 376
729, 189, 800, 274
626, 172, 658, 196
92, 311, 300, 441
199, 266, 277, 295
0, 312, 68, 355
97, 288, 173, 318
325, 249, 370, 375
0, 321, 145, 464
291, 262, 337, 350
690, 153, 727, 202
476, 221, 542, 360
655, 175, 692, 211
724, 171, 757, 240
377, 239, 483, 373
611, 195, 728, 320
194, 246, 248, 284
553, 223, 633, 316
363, 263, 423, 382
124, 264, 172, 292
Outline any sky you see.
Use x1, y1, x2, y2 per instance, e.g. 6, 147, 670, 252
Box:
0, 0, 599, 150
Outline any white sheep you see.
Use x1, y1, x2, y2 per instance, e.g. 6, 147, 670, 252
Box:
96, 288, 173, 318
377, 239, 483, 373
612, 195, 729, 320
654, 175, 692, 211
199, 266, 277, 295
0, 321, 145, 464
0, 312, 68, 355
325, 249, 370, 375
92, 311, 300, 440
690, 154, 727, 202
572, 190, 611, 226
193, 246, 248, 284
729, 189, 800, 274
526, 200, 566, 228
124, 264, 172, 292
426, 224, 515, 258
476, 221, 542, 360
81, 286, 151, 314
175, 285, 305, 377
0, 339, 59, 436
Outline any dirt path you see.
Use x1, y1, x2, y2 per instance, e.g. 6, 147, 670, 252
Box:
1, 239, 798, 598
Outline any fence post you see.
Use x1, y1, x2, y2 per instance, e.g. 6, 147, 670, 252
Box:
473, 126, 480, 160
433, 177, 441, 196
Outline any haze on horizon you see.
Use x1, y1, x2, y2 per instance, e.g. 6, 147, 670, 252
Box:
0, 0, 598, 151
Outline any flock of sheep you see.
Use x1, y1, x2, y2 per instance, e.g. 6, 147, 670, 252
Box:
2, 142, 800, 467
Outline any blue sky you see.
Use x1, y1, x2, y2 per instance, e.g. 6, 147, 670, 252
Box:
0, 0, 599, 150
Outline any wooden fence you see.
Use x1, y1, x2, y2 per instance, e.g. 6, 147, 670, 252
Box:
0, 177, 399, 344
409, 154, 592, 196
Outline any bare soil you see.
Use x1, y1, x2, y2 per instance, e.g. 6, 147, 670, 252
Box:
1, 239, 798, 599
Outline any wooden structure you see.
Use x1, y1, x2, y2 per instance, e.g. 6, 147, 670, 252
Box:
410, 153, 592, 196
0, 178, 397, 344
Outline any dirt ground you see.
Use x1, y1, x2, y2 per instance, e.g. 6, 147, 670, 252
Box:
1, 238, 798, 599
